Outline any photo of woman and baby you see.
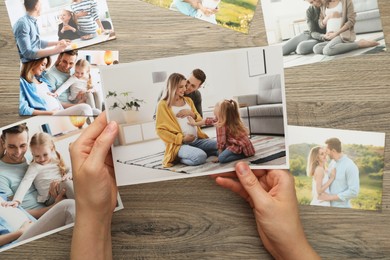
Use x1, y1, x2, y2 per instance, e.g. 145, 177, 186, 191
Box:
5, 0, 115, 63
99, 46, 288, 186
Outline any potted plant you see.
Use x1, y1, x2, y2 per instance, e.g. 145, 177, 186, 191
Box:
106, 91, 145, 123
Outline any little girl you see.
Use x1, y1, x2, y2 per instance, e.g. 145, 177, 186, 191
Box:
7, 133, 74, 207
71, 0, 106, 40
188, 99, 255, 163
58, 9, 79, 41
53, 59, 100, 109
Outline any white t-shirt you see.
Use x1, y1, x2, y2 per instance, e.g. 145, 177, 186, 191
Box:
171, 102, 198, 138
326, 1, 343, 33
35, 82, 63, 111
0, 198, 29, 231
13, 160, 63, 203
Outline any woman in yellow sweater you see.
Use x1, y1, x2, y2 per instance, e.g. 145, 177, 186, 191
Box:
155, 73, 217, 168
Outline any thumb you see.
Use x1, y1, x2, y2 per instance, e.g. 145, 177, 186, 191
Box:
235, 162, 269, 207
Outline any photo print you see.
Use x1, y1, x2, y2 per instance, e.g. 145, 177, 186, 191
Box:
5, 0, 116, 63
0, 115, 123, 253
19, 49, 119, 116
288, 125, 385, 211
100, 46, 289, 186
141, 0, 259, 34
260, 0, 386, 68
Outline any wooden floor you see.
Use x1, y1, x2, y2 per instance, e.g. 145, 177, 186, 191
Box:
1, 0, 390, 259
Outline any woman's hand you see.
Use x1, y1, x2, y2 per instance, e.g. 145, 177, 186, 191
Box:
70, 112, 118, 260
183, 134, 196, 144
1, 200, 20, 208
329, 168, 336, 181
176, 109, 194, 118
214, 162, 320, 260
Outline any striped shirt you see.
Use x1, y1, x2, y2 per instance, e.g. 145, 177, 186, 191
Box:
71, 0, 99, 34
205, 118, 255, 156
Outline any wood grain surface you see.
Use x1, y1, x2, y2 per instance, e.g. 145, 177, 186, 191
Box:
0, 0, 389, 259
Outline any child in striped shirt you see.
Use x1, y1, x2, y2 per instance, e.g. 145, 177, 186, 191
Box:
71, 0, 105, 40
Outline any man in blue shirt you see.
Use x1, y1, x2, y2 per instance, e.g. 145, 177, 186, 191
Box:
319, 138, 360, 208
13, 0, 69, 62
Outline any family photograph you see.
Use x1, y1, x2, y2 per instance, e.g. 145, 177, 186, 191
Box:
5, 0, 115, 63
288, 125, 385, 210
0, 115, 122, 252
260, 0, 386, 67
100, 46, 288, 186
142, 0, 259, 33
19, 50, 118, 116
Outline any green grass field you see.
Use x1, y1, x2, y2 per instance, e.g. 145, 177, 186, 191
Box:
294, 175, 383, 210
142, 0, 258, 33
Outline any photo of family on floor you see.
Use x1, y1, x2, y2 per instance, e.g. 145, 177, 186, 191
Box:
288, 125, 385, 211
260, 0, 386, 68
5, 0, 115, 63
19, 49, 118, 116
0, 115, 123, 252
141, 0, 259, 33
100, 46, 288, 186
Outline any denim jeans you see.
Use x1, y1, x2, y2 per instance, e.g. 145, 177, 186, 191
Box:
218, 149, 246, 164
178, 138, 217, 166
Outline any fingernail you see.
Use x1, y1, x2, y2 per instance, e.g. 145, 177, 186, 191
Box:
237, 163, 249, 176
106, 121, 117, 132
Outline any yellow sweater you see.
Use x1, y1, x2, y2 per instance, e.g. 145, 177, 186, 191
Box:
156, 97, 208, 167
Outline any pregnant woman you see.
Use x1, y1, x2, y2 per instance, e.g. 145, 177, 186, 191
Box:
19, 56, 94, 116
155, 73, 217, 167
313, 0, 378, 56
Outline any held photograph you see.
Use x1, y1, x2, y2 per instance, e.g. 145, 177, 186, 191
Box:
19, 49, 118, 116
5, 0, 116, 63
141, 0, 259, 34
0, 115, 123, 253
288, 125, 385, 211
260, 0, 386, 68
100, 46, 289, 186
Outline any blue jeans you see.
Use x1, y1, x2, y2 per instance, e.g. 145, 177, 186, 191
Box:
218, 149, 246, 164
178, 138, 217, 166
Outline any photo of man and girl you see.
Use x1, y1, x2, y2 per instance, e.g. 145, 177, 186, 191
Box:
288, 125, 385, 210
142, 0, 259, 33
260, 0, 386, 67
99, 46, 288, 186
19, 49, 118, 116
0, 116, 123, 252
5, 0, 115, 63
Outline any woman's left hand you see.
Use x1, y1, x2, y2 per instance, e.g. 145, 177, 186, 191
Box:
176, 109, 194, 118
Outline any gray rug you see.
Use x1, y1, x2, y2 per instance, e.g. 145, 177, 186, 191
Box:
118, 135, 286, 174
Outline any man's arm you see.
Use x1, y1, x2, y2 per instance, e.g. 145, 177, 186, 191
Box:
336, 164, 360, 202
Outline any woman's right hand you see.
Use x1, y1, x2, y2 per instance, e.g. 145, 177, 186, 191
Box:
183, 134, 196, 144
329, 168, 336, 180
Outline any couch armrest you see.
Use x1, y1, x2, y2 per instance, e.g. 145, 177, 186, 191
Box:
234, 94, 257, 106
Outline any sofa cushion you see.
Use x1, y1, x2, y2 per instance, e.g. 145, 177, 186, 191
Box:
352, 0, 378, 13
356, 9, 380, 21
240, 103, 283, 118
257, 74, 282, 105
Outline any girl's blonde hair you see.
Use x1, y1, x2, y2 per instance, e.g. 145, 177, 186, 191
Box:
306, 146, 322, 177
30, 132, 67, 176
216, 99, 248, 137
75, 59, 93, 89
21, 57, 51, 83
161, 73, 186, 107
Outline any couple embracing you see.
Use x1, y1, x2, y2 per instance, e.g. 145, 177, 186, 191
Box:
307, 137, 359, 208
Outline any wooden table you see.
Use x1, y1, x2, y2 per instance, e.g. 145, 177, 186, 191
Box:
1, 0, 390, 259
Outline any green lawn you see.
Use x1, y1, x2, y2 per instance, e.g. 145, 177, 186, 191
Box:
142, 0, 258, 33
294, 175, 383, 210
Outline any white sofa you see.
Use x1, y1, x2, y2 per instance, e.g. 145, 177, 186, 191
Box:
235, 74, 284, 135
353, 0, 383, 34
